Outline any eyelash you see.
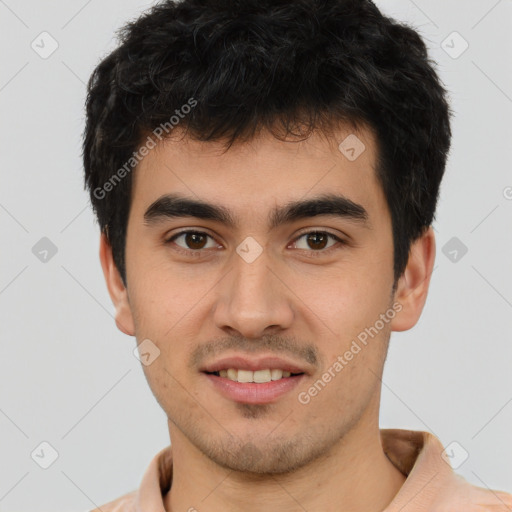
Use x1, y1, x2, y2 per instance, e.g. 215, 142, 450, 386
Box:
164, 230, 346, 258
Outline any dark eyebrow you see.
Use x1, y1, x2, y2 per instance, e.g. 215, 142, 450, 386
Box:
143, 193, 370, 230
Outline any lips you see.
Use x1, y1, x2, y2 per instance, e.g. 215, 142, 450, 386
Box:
203, 372, 306, 404
200, 355, 308, 375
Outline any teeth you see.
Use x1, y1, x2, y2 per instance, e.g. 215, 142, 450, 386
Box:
254, 369, 272, 383
216, 368, 294, 383
238, 369, 253, 383
271, 369, 284, 380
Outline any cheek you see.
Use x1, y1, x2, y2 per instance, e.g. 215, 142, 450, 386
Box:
128, 261, 207, 328
298, 266, 393, 380
139, 355, 198, 420
291, 266, 387, 334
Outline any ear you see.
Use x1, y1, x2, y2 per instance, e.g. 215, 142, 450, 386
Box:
99, 232, 135, 336
390, 226, 436, 332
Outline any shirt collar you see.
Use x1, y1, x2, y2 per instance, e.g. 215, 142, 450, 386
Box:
132, 428, 501, 512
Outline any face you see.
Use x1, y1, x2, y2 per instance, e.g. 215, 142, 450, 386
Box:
112, 125, 412, 474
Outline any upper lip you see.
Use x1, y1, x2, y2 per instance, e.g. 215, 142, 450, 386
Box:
200, 355, 309, 375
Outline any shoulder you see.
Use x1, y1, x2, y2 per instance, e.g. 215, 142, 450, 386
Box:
439, 473, 512, 510
89, 489, 137, 512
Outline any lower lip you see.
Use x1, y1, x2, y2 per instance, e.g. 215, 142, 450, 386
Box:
203, 372, 306, 404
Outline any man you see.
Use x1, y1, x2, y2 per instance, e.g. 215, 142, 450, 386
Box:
83, 0, 512, 510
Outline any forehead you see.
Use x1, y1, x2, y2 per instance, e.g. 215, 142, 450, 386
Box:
130, 125, 388, 227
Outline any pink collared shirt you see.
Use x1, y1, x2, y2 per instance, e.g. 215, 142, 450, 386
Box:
92, 429, 512, 511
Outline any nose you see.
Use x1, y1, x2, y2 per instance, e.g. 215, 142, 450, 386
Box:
213, 247, 294, 339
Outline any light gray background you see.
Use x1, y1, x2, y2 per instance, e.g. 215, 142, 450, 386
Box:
0, 0, 511, 510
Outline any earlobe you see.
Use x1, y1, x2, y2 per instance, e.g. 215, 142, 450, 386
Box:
390, 226, 436, 332
99, 232, 135, 336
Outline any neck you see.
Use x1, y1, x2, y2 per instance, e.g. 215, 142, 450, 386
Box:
163, 411, 406, 512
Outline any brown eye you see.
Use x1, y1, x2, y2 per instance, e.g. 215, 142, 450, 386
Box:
306, 232, 329, 250
294, 231, 341, 252
183, 232, 207, 250
167, 231, 216, 251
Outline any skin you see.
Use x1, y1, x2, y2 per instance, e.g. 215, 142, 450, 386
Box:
100, 124, 436, 512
